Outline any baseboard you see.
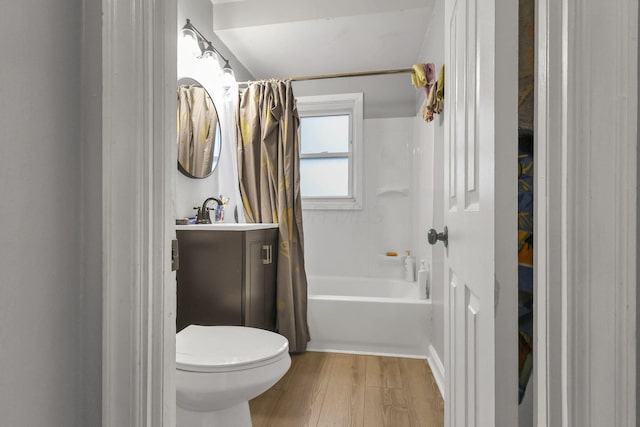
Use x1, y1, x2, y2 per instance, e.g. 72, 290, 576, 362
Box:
426, 344, 445, 399
306, 344, 428, 360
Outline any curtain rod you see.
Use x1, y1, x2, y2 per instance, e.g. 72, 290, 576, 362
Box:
238, 67, 413, 85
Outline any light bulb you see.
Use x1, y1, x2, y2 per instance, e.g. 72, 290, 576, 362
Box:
180, 33, 200, 57
202, 50, 219, 63
201, 43, 218, 61
202, 50, 222, 78
180, 20, 201, 57
221, 61, 236, 90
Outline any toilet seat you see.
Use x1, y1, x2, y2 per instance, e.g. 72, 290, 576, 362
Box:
176, 325, 289, 373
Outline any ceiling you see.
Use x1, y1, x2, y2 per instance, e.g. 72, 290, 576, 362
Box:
210, 0, 436, 118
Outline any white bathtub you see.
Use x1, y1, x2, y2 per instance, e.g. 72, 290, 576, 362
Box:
307, 276, 430, 359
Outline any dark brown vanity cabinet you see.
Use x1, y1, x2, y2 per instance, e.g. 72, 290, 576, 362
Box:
176, 228, 278, 333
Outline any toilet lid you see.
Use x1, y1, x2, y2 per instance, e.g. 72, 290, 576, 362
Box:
176, 325, 289, 373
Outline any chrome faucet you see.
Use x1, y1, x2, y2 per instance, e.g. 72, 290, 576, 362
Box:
194, 197, 223, 224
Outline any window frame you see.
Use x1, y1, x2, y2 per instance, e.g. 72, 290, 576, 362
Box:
296, 93, 363, 210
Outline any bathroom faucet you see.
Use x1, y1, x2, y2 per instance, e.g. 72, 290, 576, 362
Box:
195, 197, 223, 224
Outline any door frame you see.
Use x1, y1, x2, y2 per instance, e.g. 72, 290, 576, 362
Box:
534, 0, 637, 425
101, 0, 177, 425
99, 0, 637, 425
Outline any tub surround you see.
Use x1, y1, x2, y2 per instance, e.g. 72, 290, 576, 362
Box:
302, 118, 414, 280
301, 118, 427, 359
412, 0, 446, 370
307, 276, 430, 358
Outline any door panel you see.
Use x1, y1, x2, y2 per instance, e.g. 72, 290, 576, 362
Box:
446, 272, 458, 426
465, 288, 479, 427
443, 0, 517, 425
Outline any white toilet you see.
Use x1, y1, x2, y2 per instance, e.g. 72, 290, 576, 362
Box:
176, 325, 291, 427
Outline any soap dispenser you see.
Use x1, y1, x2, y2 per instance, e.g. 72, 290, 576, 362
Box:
404, 250, 415, 282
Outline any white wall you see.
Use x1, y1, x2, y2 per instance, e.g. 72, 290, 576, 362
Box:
0, 0, 101, 425
412, 0, 446, 364
293, 75, 417, 119
303, 118, 414, 279
176, 0, 254, 219
178, 0, 253, 83
412, 114, 445, 357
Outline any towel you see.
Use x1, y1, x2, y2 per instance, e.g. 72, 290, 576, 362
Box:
423, 63, 436, 98
411, 63, 437, 97
423, 81, 437, 122
411, 64, 427, 88
422, 65, 445, 122
434, 65, 445, 113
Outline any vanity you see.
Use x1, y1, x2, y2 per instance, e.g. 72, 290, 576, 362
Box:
175, 71, 280, 332
175, 223, 279, 333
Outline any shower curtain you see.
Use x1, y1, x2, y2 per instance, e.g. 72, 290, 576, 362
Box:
217, 83, 246, 223
236, 80, 310, 353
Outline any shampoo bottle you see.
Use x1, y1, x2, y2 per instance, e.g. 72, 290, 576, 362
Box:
417, 260, 429, 299
404, 250, 415, 282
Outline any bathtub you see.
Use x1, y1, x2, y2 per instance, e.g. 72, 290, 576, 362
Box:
306, 276, 430, 359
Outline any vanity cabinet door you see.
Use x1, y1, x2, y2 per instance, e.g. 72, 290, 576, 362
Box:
244, 229, 278, 331
176, 230, 244, 332
176, 228, 278, 333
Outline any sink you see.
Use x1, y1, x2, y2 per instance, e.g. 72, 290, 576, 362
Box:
176, 223, 278, 231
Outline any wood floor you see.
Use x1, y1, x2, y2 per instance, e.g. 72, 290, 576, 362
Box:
250, 351, 444, 427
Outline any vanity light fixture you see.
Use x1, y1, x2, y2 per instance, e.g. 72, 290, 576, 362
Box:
201, 42, 219, 63
221, 60, 236, 90
181, 19, 235, 84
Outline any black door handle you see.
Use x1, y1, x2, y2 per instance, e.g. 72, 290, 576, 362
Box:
427, 226, 448, 248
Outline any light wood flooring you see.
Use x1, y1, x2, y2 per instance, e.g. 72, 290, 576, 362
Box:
250, 351, 444, 427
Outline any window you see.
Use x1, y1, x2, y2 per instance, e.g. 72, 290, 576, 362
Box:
296, 93, 363, 210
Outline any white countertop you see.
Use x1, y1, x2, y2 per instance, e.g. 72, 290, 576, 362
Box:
175, 223, 278, 231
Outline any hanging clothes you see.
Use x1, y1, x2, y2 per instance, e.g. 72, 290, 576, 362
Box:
518, 130, 534, 403
434, 64, 445, 114
411, 63, 436, 99
422, 64, 445, 122
411, 63, 427, 88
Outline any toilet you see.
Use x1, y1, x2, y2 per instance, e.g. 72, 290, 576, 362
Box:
176, 325, 291, 427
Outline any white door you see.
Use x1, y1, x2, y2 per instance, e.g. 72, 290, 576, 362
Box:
436, 0, 518, 426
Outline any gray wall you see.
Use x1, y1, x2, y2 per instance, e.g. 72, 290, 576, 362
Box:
0, 0, 102, 425
79, 0, 103, 424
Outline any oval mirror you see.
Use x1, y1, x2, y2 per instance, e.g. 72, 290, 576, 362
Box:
177, 77, 222, 178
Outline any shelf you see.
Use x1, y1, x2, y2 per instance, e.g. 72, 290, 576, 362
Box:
379, 254, 406, 263
376, 186, 409, 197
